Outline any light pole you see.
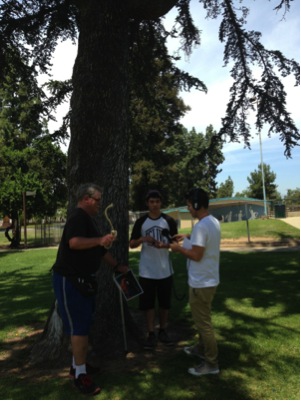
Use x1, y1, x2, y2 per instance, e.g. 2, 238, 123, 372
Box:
250, 98, 268, 216
258, 130, 268, 216
22, 190, 36, 247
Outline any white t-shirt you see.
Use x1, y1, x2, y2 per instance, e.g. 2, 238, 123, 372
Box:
130, 213, 178, 279
186, 215, 221, 288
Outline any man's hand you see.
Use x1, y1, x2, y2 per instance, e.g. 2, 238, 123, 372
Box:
169, 242, 182, 252
116, 264, 129, 274
171, 234, 189, 242
154, 241, 169, 249
99, 233, 116, 248
144, 235, 159, 246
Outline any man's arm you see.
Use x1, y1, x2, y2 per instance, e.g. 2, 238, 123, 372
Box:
170, 243, 205, 262
69, 234, 115, 250
103, 252, 128, 273
129, 235, 158, 249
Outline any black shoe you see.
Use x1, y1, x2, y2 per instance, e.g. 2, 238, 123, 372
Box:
158, 329, 174, 346
143, 332, 157, 350
69, 363, 100, 379
74, 373, 101, 395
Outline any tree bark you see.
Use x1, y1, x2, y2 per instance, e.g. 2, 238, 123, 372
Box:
31, 0, 178, 363
127, 0, 178, 19
68, 0, 136, 359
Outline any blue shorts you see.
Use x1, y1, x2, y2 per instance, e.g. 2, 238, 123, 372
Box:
52, 271, 95, 336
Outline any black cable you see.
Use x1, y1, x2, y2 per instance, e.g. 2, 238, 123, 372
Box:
168, 255, 187, 302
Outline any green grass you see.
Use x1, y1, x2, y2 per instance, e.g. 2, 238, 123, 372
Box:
1, 219, 299, 248
220, 219, 299, 240
0, 246, 299, 400
181, 219, 299, 241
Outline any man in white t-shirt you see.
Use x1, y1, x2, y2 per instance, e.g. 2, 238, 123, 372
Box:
170, 188, 220, 376
130, 190, 178, 350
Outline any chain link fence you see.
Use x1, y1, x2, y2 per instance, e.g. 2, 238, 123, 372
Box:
3, 199, 298, 248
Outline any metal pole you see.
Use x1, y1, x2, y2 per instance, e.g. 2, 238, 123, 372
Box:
23, 191, 27, 247
249, 97, 268, 217
259, 131, 268, 216
245, 204, 250, 243
119, 290, 128, 353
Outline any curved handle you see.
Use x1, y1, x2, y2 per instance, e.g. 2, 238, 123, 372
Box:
104, 203, 117, 248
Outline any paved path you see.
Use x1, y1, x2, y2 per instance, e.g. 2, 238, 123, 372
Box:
279, 217, 300, 229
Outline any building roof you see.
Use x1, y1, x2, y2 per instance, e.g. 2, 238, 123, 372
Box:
163, 197, 269, 214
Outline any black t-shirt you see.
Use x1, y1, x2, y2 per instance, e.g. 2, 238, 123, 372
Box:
52, 208, 107, 277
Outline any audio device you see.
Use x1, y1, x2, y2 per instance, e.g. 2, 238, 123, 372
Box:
162, 228, 173, 243
190, 188, 202, 211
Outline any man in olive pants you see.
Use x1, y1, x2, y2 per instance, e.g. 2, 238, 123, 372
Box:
170, 188, 220, 376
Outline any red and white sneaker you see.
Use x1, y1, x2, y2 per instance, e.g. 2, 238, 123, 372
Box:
74, 373, 101, 395
69, 363, 100, 379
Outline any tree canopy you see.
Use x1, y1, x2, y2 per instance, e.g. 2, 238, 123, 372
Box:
0, 0, 299, 158
284, 188, 300, 206
0, 57, 67, 225
217, 176, 234, 198
246, 163, 280, 200
130, 125, 224, 210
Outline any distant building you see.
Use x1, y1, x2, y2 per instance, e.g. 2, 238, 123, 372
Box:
208, 197, 268, 222
163, 197, 269, 228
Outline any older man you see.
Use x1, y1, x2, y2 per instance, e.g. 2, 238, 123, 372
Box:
52, 183, 127, 395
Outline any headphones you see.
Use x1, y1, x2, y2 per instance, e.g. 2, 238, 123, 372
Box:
186, 188, 203, 211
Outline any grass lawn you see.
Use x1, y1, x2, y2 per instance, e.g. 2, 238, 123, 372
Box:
0, 218, 299, 248
0, 246, 299, 400
180, 219, 300, 241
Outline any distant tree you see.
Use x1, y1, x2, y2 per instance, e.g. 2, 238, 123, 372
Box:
246, 163, 278, 199
284, 188, 300, 206
217, 176, 234, 198
234, 190, 249, 198
0, 60, 67, 246
168, 125, 224, 202
130, 125, 224, 210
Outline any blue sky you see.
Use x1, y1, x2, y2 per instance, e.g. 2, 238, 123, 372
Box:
163, 0, 300, 196
46, 0, 300, 197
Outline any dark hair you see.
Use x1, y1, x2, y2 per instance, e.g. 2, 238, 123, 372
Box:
76, 183, 103, 202
185, 188, 209, 210
145, 189, 162, 201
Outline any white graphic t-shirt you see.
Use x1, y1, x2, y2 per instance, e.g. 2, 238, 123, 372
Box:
130, 213, 178, 279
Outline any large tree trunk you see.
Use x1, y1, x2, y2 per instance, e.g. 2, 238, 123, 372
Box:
68, 0, 134, 358
31, 0, 178, 364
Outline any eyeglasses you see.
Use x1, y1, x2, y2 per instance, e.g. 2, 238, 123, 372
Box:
89, 196, 101, 202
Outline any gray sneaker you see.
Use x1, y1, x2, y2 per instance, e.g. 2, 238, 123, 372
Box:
188, 362, 220, 376
183, 344, 205, 359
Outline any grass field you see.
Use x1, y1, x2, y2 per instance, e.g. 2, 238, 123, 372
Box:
0, 244, 299, 400
0, 218, 299, 248
182, 218, 300, 241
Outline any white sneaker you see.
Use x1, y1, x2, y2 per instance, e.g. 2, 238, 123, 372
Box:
188, 362, 220, 376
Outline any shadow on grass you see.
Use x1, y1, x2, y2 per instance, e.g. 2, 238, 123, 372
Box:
0, 250, 299, 399
0, 267, 53, 331
269, 230, 300, 243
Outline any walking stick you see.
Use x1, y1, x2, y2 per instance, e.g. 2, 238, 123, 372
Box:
104, 203, 127, 352
119, 289, 128, 353
104, 203, 117, 248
